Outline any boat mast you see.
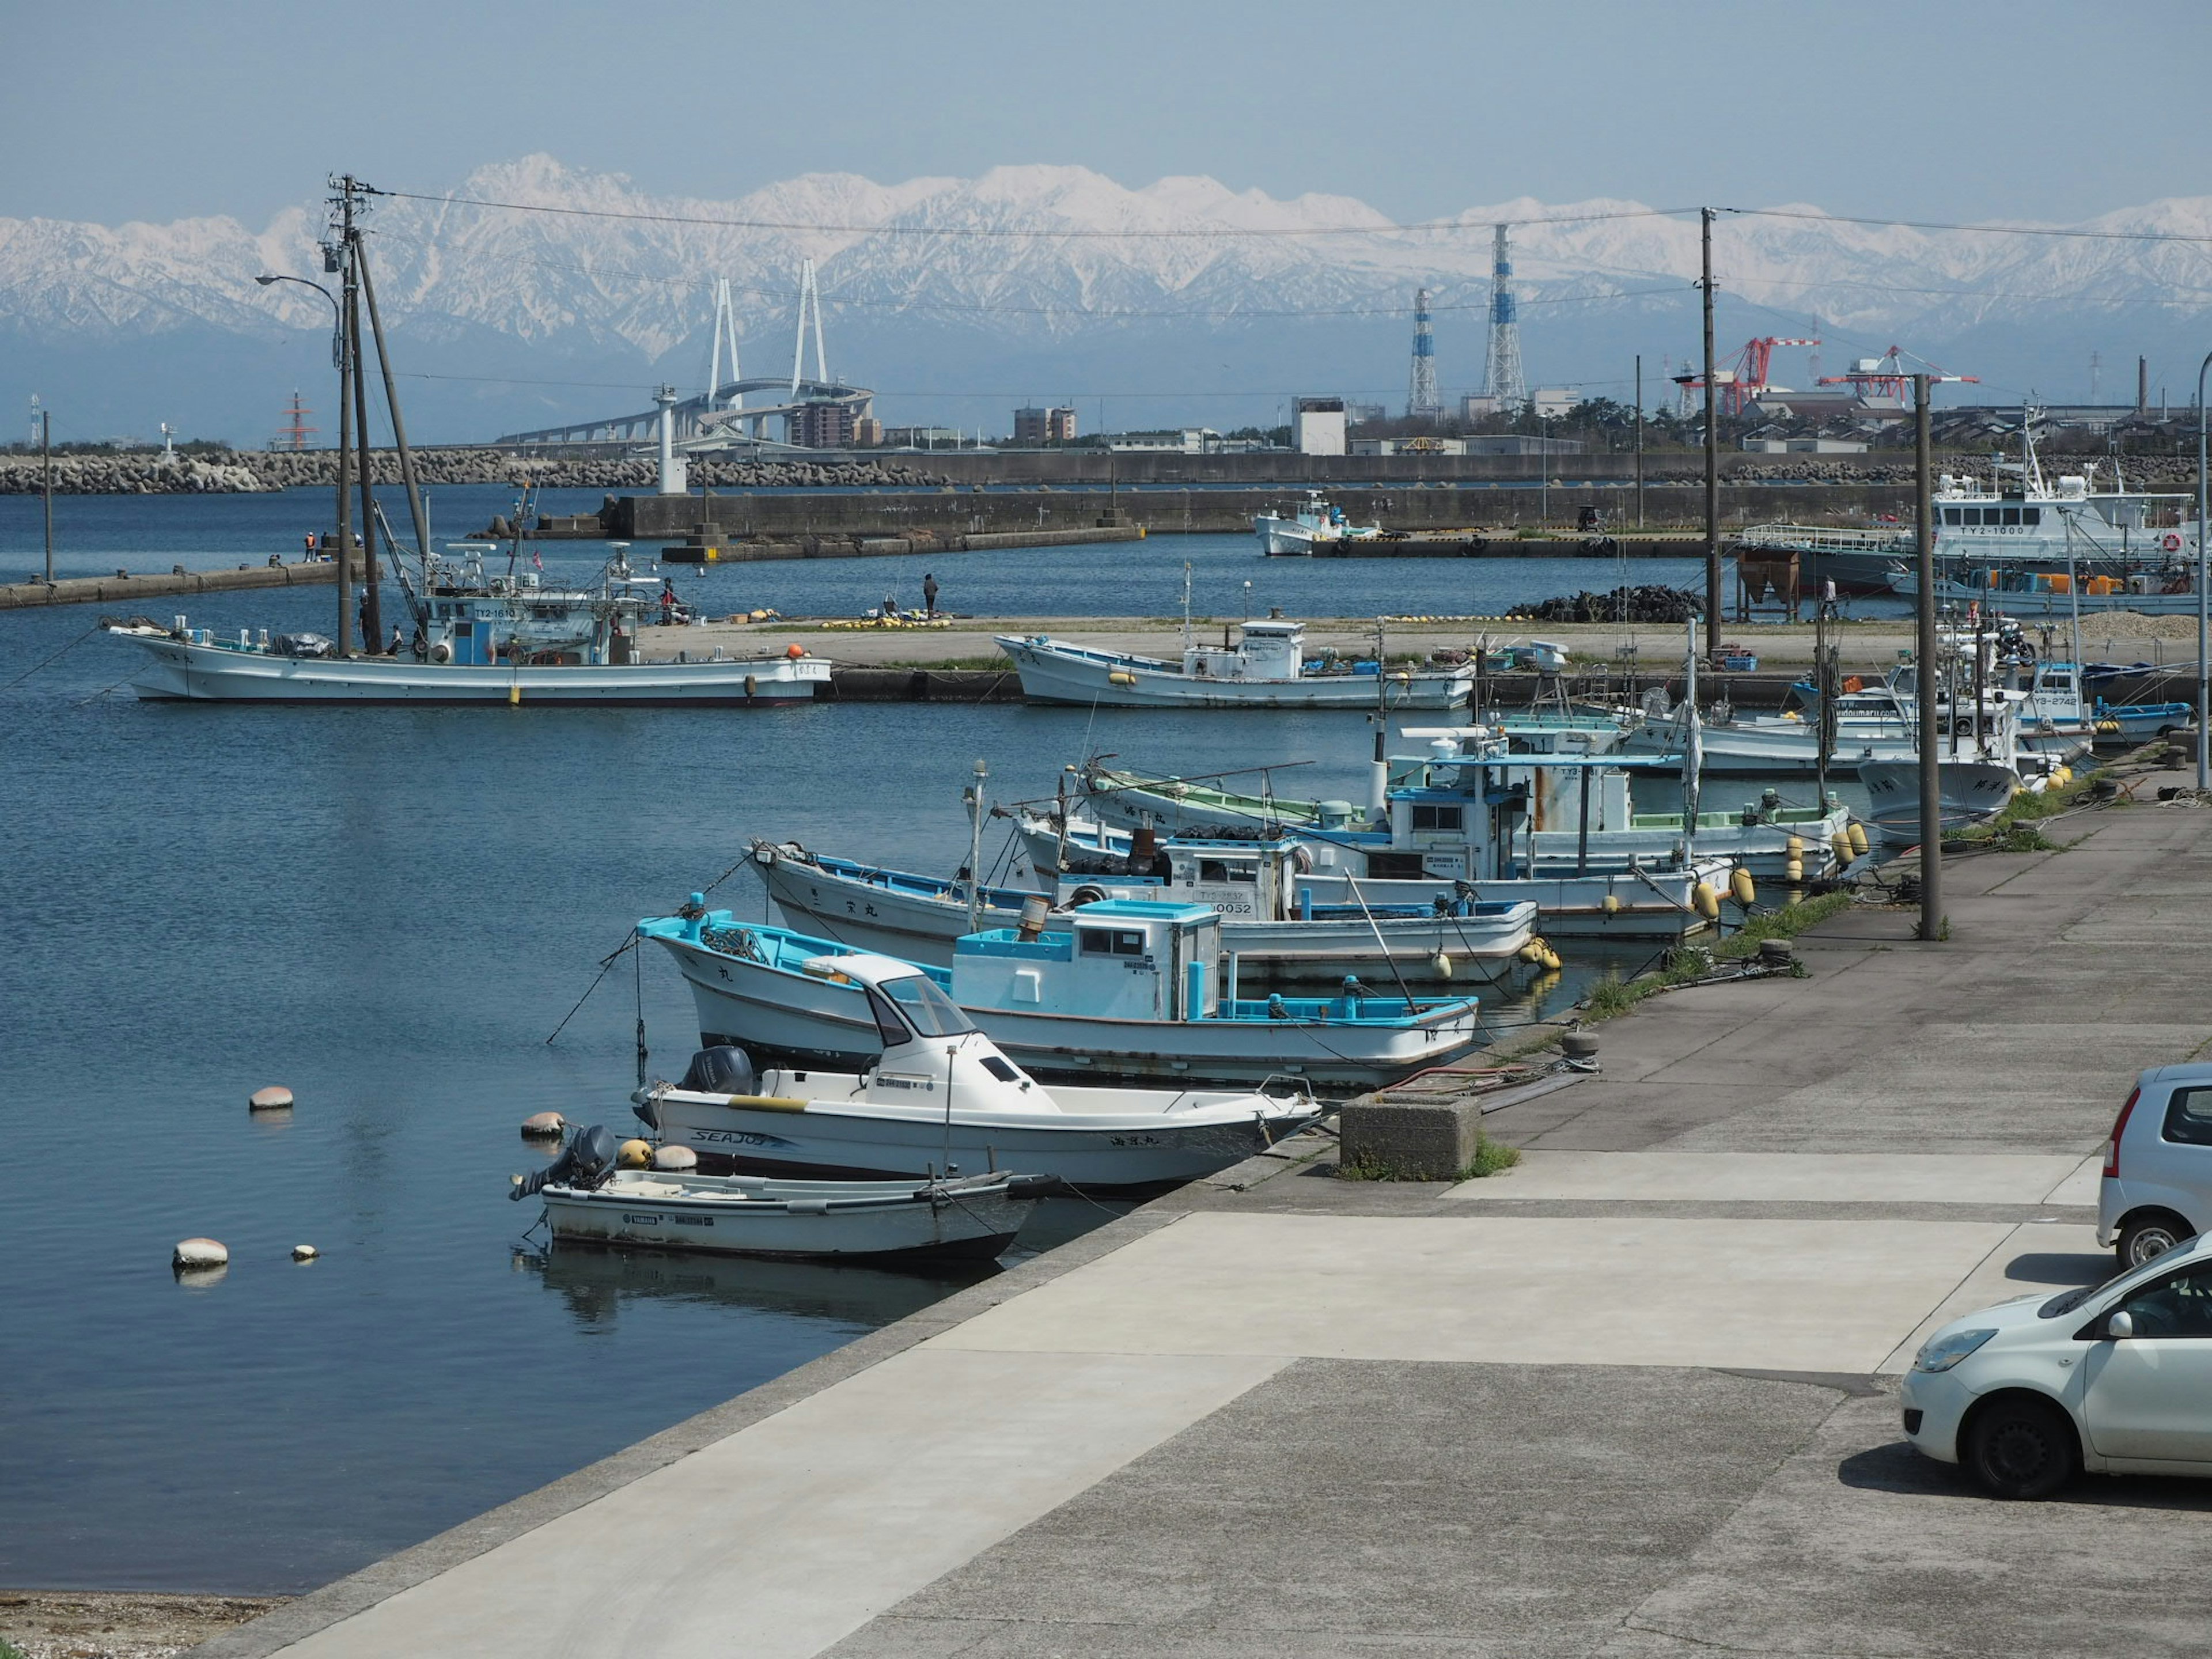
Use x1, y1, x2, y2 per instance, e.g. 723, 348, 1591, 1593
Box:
354, 228, 434, 620
2065, 513, 2082, 677
1181, 562, 1193, 652
964, 757, 989, 934
1680, 616, 1700, 865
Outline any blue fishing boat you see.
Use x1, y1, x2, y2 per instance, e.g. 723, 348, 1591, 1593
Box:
638, 897, 1484, 1092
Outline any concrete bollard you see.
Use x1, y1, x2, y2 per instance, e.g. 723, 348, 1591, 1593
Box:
1339, 1097, 1488, 1181
1758, 940, 1796, 968
1560, 1031, 1601, 1062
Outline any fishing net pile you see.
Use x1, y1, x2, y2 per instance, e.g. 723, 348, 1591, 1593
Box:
1508, 586, 1705, 624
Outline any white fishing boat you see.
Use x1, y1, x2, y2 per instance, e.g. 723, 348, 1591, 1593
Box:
104, 542, 828, 704
639, 900, 1483, 1092
751, 837, 1538, 983
995, 619, 1475, 710
1857, 759, 2024, 847
1255, 490, 1384, 555
1070, 738, 1854, 886
536, 1168, 1051, 1262
626, 969, 1321, 1188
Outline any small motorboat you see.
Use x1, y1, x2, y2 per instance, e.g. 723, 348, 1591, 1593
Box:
626, 959, 1321, 1187
513, 1124, 1052, 1261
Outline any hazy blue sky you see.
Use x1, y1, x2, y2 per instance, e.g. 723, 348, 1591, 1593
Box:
7, 0, 2207, 227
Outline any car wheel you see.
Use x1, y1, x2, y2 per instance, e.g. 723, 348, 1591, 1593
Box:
2118, 1213, 2194, 1269
1964, 1396, 2078, 1500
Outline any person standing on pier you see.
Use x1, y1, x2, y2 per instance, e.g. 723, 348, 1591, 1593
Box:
923, 572, 940, 618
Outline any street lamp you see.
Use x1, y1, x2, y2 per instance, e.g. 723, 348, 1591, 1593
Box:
2197, 350, 2211, 792
255, 272, 340, 362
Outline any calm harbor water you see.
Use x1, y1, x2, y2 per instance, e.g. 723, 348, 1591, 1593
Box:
0, 487, 1752, 1594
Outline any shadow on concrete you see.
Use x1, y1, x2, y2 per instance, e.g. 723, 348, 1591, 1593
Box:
1838, 1440, 2212, 1510
2003, 1251, 2115, 1285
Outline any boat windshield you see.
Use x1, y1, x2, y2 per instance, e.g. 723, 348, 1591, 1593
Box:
878, 974, 978, 1039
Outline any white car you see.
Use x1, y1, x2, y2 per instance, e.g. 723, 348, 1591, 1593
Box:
2097, 1062, 2212, 1267
1902, 1230, 2212, 1498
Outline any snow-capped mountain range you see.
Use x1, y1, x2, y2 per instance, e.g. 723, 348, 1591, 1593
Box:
5, 156, 2209, 443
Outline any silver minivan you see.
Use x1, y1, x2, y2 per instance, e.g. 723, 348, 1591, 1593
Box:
2099, 1063, 2212, 1267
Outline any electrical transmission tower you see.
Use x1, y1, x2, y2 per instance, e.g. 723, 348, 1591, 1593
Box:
1406, 287, 1440, 419
1482, 224, 1527, 412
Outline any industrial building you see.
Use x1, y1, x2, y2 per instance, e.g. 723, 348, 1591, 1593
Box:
1291, 397, 1346, 456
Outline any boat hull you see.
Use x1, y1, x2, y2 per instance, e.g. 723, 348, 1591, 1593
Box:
116, 635, 828, 704
646, 1094, 1302, 1187
995, 637, 1472, 710
1857, 759, 2020, 845
652, 930, 1480, 1091
1075, 779, 1849, 884
758, 849, 1534, 982
539, 1172, 1033, 1262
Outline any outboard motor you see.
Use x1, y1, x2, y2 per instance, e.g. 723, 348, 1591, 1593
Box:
679, 1045, 757, 1096
511, 1123, 619, 1200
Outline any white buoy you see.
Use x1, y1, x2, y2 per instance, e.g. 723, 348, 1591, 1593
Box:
249, 1086, 294, 1111
173, 1237, 229, 1270
292, 1244, 319, 1262
651, 1145, 699, 1173
520, 1112, 567, 1140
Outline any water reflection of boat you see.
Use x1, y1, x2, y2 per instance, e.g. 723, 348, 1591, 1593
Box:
517, 1242, 991, 1332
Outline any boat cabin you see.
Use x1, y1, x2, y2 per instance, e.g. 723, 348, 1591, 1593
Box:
1053, 838, 1297, 921
1181, 619, 1308, 681
955, 900, 1222, 1022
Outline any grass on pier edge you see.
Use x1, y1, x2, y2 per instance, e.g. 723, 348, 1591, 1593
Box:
1339, 1131, 1522, 1183
1943, 760, 2108, 855
1579, 888, 1857, 1024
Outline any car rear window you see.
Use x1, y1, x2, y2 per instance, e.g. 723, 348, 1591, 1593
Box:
2162, 1086, 2212, 1146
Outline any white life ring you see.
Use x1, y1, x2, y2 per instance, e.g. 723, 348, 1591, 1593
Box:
2163, 532, 2183, 552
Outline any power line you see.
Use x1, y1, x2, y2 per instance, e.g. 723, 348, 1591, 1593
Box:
1722, 204, 2212, 247
371, 184, 1692, 241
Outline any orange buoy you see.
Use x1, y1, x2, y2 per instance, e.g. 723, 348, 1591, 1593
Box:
785, 643, 805, 659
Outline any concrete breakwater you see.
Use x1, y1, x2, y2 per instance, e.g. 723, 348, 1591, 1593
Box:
614, 484, 1915, 540
666, 524, 1145, 563
0, 555, 366, 612
0, 450, 954, 497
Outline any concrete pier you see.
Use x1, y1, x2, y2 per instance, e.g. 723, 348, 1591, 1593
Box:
0, 557, 362, 612
197, 753, 2212, 1659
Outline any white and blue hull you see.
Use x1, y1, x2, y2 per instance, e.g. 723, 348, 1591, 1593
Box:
649, 929, 1480, 1091
113, 634, 828, 704
1857, 760, 2021, 846
757, 849, 1535, 982
1075, 779, 1850, 884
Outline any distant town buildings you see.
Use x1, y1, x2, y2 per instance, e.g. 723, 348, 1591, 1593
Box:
1013, 406, 1077, 445
1291, 396, 1346, 456
790, 399, 856, 449
851, 415, 883, 447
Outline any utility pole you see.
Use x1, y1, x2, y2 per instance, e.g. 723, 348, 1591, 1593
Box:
1914, 373, 1944, 941
349, 259, 381, 650
333, 183, 355, 655
1700, 208, 1721, 664
1633, 354, 1645, 529
41, 410, 52, 583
